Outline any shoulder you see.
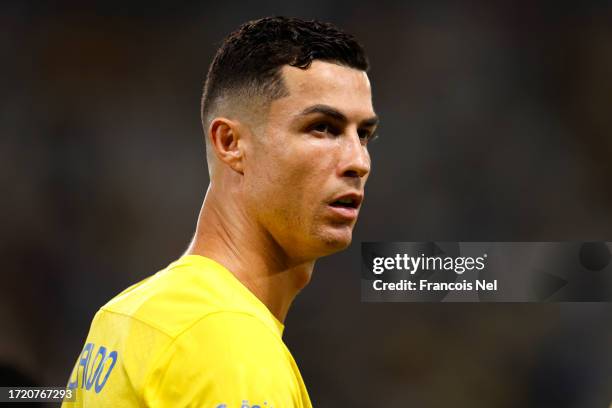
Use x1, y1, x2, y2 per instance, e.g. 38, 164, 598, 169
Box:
144, 312, 297, 407
99, 257, 239, 337
150, 311, 286, 375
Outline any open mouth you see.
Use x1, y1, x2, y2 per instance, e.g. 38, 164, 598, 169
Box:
330, 197, 359, 209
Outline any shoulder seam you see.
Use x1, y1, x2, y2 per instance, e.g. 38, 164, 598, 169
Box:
100, 307, 276, 339
99, 308, 174, 338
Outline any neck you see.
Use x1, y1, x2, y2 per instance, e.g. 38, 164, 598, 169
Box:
185, 183, 315, 323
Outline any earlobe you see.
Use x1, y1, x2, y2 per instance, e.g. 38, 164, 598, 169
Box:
208, 118, 244, 174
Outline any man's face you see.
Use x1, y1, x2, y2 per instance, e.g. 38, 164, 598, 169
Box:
243, 60, 377, 261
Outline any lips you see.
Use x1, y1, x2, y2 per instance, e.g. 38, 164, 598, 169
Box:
330, 193, 362, 208
328, 192, 363, 220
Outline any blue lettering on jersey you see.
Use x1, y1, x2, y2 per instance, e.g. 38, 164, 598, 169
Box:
68, 342, 118, 393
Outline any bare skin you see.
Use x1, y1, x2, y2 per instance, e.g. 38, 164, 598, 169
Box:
186, 61, 378, 323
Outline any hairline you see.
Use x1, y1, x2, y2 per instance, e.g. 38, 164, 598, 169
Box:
202, 59, 367, 137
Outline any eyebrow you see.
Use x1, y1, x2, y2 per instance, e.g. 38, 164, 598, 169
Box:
298, 104, 379, 128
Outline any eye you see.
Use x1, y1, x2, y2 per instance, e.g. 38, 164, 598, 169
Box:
310, 122, 340, 136
357, 129, 370, 140
358, 128, 378, 143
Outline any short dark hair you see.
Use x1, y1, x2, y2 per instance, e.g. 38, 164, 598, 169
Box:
201, 16, 369, 131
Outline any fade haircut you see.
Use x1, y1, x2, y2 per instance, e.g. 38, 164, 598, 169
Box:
200, 16, 369, 145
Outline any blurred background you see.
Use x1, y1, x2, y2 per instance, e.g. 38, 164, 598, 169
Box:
2, 0, 612, 407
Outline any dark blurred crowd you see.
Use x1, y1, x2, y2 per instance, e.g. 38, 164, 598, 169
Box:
1, 1, 611, 407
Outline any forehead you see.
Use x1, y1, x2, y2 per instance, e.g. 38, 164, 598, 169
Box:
272, 60, 375, 120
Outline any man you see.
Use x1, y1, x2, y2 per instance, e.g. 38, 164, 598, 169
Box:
64, 16, 378, 407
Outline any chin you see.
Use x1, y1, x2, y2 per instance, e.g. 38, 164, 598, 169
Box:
314, 227, 353, 255
297, 221, 355, 259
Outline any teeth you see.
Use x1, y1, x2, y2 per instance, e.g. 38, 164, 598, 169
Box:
337, 198, 353, 204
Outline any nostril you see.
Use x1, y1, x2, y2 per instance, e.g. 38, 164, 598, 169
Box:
343, 170, 360, 178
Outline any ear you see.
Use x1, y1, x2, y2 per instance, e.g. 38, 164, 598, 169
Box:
208, 117, 245, 174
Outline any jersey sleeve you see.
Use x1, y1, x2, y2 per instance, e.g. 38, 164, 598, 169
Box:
143, 311, 301, 408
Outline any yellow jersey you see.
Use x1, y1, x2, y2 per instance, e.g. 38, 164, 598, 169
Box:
63, 255, 312, 408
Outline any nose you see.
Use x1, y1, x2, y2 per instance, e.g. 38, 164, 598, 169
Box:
338, 131, 371, 179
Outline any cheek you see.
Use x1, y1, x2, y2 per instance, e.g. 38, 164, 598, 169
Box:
247, 127, 340, 213
281, 141, 337, 191
244, 148, 306, 219
272, 156, 316, 211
